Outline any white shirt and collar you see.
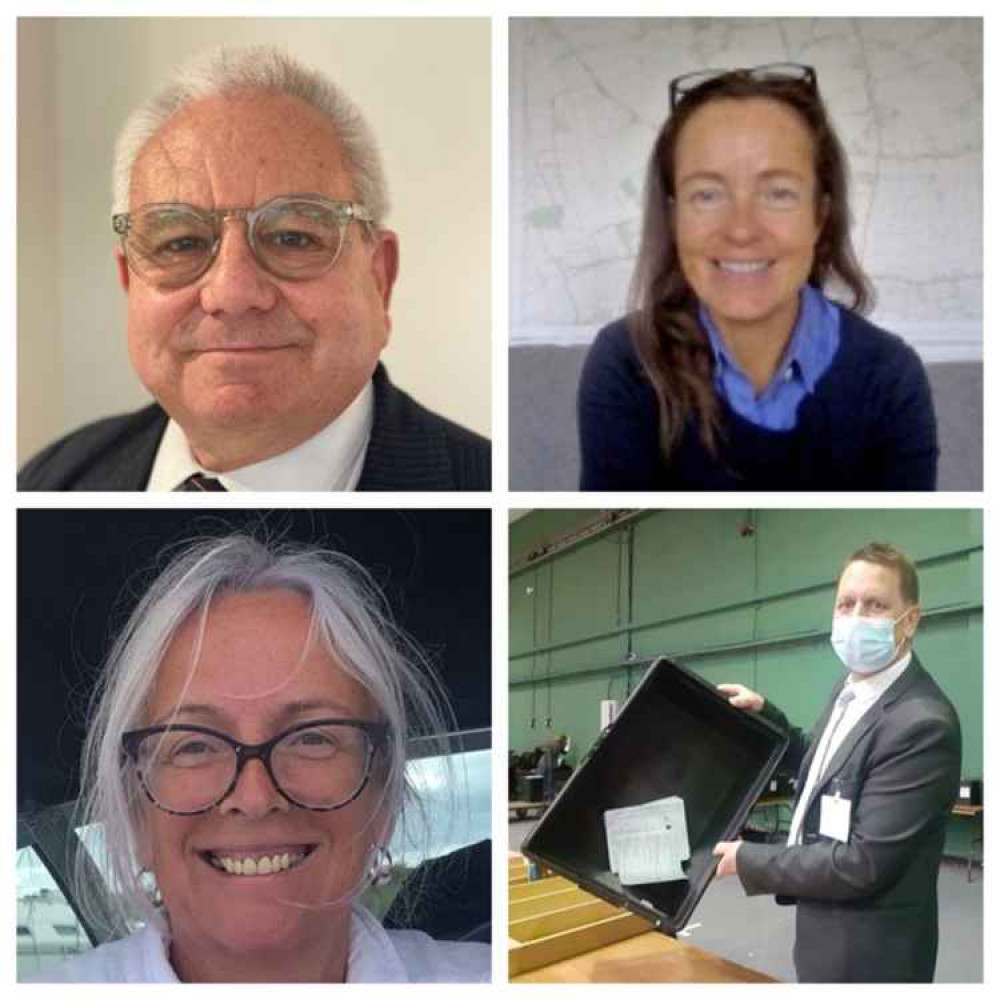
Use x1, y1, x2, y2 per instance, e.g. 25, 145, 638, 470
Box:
146, 380, 374, 492
28, 903, 490, 983
787, 651, 913, 846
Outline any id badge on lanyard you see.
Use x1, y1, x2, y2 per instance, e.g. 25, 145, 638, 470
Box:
819, 777, 851, 843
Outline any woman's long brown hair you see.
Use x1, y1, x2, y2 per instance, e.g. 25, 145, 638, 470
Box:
628, 73, 874, 459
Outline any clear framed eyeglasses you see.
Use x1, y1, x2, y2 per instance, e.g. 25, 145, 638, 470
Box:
111, 193, 375, 289
121, 718, 389, 815
669, 63, 818, 111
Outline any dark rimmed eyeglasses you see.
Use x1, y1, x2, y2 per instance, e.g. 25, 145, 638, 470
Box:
121, 718, 389, 815
669, 63, 818, 111
111, 193, 375, 289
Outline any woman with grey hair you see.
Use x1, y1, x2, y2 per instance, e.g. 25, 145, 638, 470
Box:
33, 534, 490, 982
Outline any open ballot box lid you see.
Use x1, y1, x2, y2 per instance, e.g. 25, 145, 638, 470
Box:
521, 657, 789, 936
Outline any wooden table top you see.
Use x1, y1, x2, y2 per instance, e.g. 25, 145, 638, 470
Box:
953, 803, 984, 816
511, 929, 777, 983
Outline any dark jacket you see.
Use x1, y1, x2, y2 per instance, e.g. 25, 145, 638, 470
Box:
18, 365, 491, 491
737, 656, 961, 982
578, 306, 938, 490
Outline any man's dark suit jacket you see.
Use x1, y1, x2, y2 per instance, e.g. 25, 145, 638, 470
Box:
18, 365, 490, 491
737, 656, 961, 983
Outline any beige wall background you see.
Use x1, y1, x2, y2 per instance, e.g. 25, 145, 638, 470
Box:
17, 17, 491, 465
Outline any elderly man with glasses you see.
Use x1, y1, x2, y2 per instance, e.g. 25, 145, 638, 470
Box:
19, 45, 490, 492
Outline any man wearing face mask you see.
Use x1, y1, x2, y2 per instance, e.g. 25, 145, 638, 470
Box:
712, 542, 961, 983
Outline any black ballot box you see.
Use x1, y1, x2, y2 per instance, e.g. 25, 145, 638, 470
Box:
522, 657, 789, 936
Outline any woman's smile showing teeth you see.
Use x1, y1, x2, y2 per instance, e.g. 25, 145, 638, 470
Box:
715, 259, 774, 274
201, 844, 318, 877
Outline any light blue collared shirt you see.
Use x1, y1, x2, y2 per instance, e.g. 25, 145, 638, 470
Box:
699, 285, 841, 431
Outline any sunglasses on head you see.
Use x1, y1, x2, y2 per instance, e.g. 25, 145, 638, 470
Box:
669, 63, 818, 111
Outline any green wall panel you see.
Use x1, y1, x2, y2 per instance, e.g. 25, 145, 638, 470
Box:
755, 509, 975, 597
968, 611, 983, 769
634, 607, 756, 660
969, 509, 983, 544
917, 614, 982, 775
511, 641, 632, 687
509, 569, 539, 658
509, 654, 546, 687
919, 556, 974, 609
548, 534, 625, 644
510, 510, 607, 565
969, 548, 983, 603
547, 634, 628, 679
756, 589, 830, 641
508, 687, 540, 751
631, 510, 756, 626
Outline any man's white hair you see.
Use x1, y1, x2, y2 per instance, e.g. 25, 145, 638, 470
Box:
111, 44, 390, 224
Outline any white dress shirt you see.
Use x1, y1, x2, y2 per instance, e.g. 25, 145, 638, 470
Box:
146, 380, 374, 492
786, 652, 913, 846
27, 903, 490, 983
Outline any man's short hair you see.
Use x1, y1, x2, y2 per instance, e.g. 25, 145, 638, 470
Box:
841, 541, 920, 605
111, 44, 389, 224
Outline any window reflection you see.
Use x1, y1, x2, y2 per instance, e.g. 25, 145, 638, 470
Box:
16, 845, 91, 979
390, 747, 491, 863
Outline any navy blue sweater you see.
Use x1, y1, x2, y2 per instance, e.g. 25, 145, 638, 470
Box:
578, 308, 938, 491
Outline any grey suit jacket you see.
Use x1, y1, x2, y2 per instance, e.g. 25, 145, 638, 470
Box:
17, 365, 490, 491
736, 656, 961, 982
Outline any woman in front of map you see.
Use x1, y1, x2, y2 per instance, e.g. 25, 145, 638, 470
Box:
577, 64, 937, 490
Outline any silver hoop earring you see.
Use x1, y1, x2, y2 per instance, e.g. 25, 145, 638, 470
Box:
368, 845, 394, 887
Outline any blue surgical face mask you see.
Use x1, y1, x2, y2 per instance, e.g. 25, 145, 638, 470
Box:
830, 610, 913, 674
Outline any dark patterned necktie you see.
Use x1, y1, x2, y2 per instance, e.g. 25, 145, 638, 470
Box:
174, 473, 227, 492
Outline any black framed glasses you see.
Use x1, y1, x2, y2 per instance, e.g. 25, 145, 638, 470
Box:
111, 193, 375, 289
669, 63, 817, 111
121, 718, 389, 815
